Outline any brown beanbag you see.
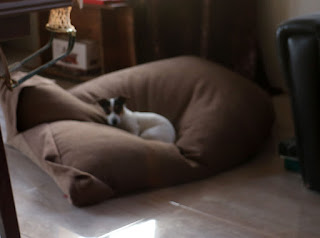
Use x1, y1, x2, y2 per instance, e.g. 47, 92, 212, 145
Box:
0, 56, 274, 206
16, 83, 106, 132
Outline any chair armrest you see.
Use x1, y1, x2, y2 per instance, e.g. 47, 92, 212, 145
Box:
277, 13, 320, 89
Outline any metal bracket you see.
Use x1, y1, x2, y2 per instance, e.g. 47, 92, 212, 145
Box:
10, 32, 76, 89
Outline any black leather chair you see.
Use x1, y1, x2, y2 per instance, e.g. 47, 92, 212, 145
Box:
277, 13, 320, 192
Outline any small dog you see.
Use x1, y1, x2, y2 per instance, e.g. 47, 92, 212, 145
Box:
98, 97, 176, 143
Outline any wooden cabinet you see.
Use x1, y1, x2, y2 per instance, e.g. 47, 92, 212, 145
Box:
73, 3, 136, 74
38, 3, 136, 80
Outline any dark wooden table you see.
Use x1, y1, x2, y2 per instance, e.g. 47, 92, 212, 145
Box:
0, 130, 20, 238
0, 1, 72, 237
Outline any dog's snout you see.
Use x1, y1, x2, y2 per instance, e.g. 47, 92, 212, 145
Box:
107, 113, 121, 126
112, 118, 118, 126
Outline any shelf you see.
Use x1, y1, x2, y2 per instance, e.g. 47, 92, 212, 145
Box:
0, 0, 72, 17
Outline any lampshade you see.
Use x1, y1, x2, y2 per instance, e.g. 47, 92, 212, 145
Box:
46, 6, 76, 35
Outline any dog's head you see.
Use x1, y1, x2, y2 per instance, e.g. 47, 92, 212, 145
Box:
98, 96, 127, 126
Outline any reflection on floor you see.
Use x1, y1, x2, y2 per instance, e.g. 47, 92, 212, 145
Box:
4, 94, 320, 238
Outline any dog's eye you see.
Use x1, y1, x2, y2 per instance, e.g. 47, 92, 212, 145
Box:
114, 105, 123, 114
105, 107, 111, 114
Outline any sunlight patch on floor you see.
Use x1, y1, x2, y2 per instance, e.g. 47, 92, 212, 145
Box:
101, 220, 156, 238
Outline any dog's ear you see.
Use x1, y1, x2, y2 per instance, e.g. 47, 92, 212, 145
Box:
117, 96, 127, 105
98, 99, 109, 109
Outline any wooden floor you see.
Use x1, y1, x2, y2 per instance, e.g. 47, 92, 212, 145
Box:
3, 94, 320, 238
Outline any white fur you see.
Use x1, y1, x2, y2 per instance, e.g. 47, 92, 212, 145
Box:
116, 107, 176, 143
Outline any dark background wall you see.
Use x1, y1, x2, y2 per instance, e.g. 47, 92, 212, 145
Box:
128, 0, 263, 85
